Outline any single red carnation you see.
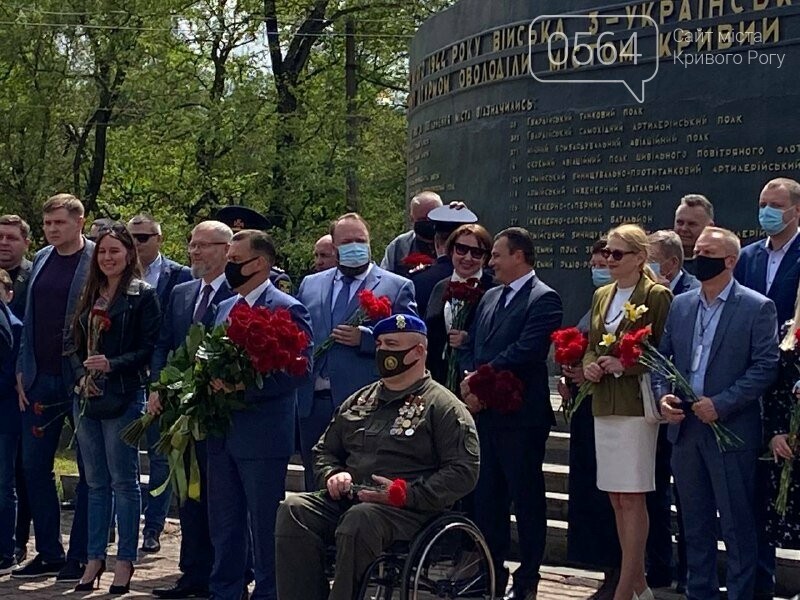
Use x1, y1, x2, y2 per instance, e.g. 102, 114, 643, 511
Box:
33, 402, 44, 416
31, 426, 44, 439
387, 478, 408, 507
401, 252, 434, 267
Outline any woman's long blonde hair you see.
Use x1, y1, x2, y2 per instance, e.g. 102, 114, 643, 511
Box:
780, 285, 800, 351
607, 223, 658, 282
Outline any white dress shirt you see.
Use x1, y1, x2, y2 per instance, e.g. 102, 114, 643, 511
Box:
193, 273, 227, 314
237, 278, 272, 307
502, 270, 536, 307
143, 253, 163, 289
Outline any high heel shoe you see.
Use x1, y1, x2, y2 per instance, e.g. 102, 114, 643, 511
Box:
74, 560, 106, 591
109, 562, 135, 595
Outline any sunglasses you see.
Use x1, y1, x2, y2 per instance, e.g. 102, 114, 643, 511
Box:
453, 243, 487, 259
599, 248, 636, 261
131, 232, 158, 244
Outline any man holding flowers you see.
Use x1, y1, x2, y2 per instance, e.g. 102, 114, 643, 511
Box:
206, 229, 313, 600
658, 226, 779, 600
295, 213, 417, 492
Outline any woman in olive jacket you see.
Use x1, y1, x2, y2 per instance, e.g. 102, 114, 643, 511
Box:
67, 224, 160, 594
582, 224, 672, 600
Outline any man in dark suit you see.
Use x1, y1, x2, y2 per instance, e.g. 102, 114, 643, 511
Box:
127, 214, 193, 553
660, 227, 779, 600
458, 227, 563, 600
295, 213, 417, 492
734, 177, 800, 325
380, 190, 442, 277
674, 194, 714, 277
148, 220, 234, 599
0, 215, 32, 320
646, 230, 700, 591
732, 177, 800, 598
0, 214, 32, 564
209, 229, 312, 600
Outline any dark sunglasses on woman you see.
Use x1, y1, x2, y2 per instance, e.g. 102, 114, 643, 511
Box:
599, 248, 635, 261
453, 243, 487, 259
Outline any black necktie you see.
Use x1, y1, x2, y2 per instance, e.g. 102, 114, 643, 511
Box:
491, 286, 513, 326
193, 284, 214, 324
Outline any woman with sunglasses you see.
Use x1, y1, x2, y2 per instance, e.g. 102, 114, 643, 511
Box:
66, 223, 160, 594
582, 224, 672, 600
425, 223, 495, 388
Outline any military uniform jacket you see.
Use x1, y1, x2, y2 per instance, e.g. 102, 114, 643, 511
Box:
313, 374, 479, 513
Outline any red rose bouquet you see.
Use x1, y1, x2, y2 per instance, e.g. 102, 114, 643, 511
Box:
466, 364, 524, 415
551, 327, 589, 420
617, 326, 742, 451
121, 303, 311, 503
443, 278, 485, 393
401, 252, 435, 269
313, 289, 392, 358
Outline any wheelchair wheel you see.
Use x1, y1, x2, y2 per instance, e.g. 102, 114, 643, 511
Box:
357, 552, 404, 600
400, 515, 495, 600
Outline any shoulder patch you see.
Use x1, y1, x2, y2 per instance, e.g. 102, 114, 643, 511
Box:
277, 280, 292, 294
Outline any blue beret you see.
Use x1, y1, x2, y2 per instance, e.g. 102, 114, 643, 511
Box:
373, 314, 427, 337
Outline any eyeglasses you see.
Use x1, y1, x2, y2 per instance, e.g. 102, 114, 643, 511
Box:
131, 232, 158, 244
188, 241, 228, 251
599, 248, 636, 261
92, 223, 128, 241
453, 243, 487, 259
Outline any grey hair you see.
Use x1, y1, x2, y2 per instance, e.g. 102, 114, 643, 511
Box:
648, 230, 685, 265
193, 220, 233, 242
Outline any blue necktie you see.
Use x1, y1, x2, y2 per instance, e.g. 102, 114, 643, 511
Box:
331, 276, 355, 327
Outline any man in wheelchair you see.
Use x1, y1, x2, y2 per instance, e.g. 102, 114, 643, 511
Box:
275, 314, 480, 600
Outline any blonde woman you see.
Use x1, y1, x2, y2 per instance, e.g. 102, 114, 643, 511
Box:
583, 224, 672, 600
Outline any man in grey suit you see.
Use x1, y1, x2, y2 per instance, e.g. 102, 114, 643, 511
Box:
380, 191, 442, 277
296, 213, 417, 492
659, 227, 779, 600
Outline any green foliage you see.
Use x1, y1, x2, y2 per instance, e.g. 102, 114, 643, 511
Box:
0, 0, 457, 270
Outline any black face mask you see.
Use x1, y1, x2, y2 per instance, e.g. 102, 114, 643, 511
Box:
225, 257, 259, 289
413, 220, 437, 241
694, 255, 727, 282
376, 347, 420, 378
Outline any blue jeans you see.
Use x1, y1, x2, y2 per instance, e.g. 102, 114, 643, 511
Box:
0, 433, 18, 560
144, 420, 172, 534
21, 374, 69, 562
75, 395, 143, 562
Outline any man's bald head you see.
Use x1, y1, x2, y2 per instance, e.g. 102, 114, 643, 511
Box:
313, 234, 336, 272
410, 191, 443, 222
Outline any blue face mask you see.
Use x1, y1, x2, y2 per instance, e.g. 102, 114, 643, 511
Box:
759, 205, 790, 236
591, 267, 612, 288
337, 242, 371, 268
648, 262, 661, 277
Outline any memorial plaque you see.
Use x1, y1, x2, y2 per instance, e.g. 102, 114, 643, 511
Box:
408, 0, 800, 323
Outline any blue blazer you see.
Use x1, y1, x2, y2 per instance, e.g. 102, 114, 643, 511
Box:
155, 257, 193, 310
656, 280, 780, 450
673, 269, 700, 296
734, 235, 800, 324
295, 264, 417, 417
461, 275, 563, 428
17, 239, 96, 392
210, 284, 313, 459
0, 305, 22, 435
150, 278, 234, 381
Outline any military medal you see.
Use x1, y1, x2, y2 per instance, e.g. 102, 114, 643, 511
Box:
392, 394, 426, 437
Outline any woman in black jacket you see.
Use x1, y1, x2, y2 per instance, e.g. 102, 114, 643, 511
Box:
68, 223, 160, 594
425, 223, 495, 391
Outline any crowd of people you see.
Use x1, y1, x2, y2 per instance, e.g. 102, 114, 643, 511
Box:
0, 179, 798, 600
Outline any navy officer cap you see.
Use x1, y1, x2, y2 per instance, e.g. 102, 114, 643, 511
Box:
373, 314, 427, 337
428, 203, 478, 235
215, 206, 270, 232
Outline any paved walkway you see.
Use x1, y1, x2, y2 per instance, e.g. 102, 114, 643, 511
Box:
0, 513, 686, 599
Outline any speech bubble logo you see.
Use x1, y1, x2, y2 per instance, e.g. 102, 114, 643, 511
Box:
528, 14, 660, 103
